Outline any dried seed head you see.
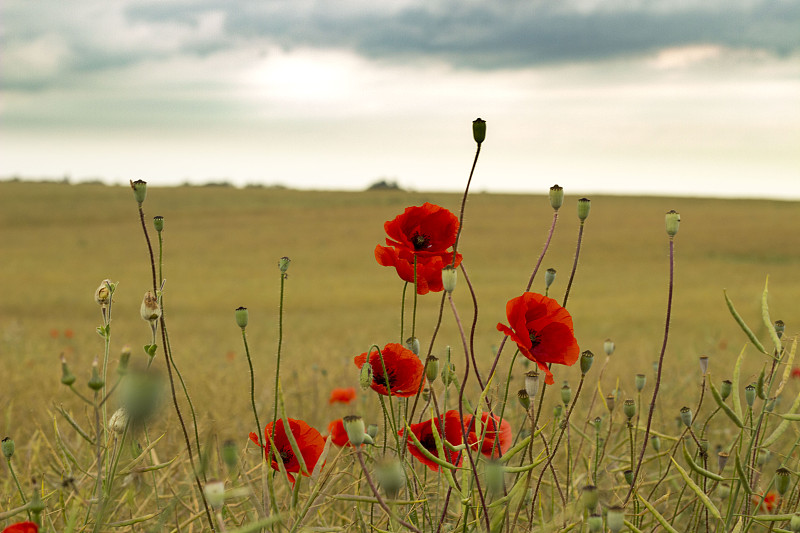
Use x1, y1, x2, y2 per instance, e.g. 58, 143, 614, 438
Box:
525, 371, 540, 399
95, 279, 113, 306
108, 408, 129, 435
604, 338, 615, 356
699, 355, 709, 375
140, 291, 161, 322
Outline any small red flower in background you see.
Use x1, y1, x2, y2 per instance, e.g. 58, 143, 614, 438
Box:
49, 329, 59, 339
64, 329, 74, 339
354, 343, 424, 397
2, 523, 38, 533
464, 412, 513, 459
327, 419, 351, 447
752, 491, 779, 512
328, 387, 356, 405
400, 410, 465, 471
496, 292, 579, 385
791, 367, 800, 379
249, 418, 325, 483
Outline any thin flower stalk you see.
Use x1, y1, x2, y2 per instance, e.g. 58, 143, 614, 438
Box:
273, 264, 288, 429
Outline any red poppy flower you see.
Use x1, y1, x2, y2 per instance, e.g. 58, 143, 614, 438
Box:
464, 412, 513, 459
400, 410, 465, 471
752, 491, 779, 512
496, 292, 579, 385
249, 418, 325, 483
374, 246, 462, 295
64, 329, 74, 339
328, 387, 356, 405
382, 203, 460, 257
2, 523, 38, 533
327, 418, 351, 447
354, 343, 424, 397
792, 367, 800, 379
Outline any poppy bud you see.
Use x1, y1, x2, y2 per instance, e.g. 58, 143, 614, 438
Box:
118, 345, 131, 375
235, 307, 249, 329
441, 265, 457, 293
717, 452, 729, 472
95, 279, 113, 306
484, 461, 505, 495
635, 373, 646, 392
593, 417, 602, 432
606, 507, 624, 532
577, 198, 591, 222
717, 483, 731, 499
720, 380, 733, 400
422, 387, 430, 402
441, 362, 456, 386
587, 514, 602, 532
699, 355, 709, 375
545, 268, 556, 290
698, 439, 708, 454
60, 354, 76, 386
108, 408, 129, 435
153, 215, 164, 233
222, 440, 238, 471
790, 513, 800, 532
343, 415, 366, 446
623, 399, 636, 421
130, 179, 147, 205
29, 478, 44, 514
88, 359, 104, 391
775, 320, 785, 339
651, 434, 662, 452
757, 449, 770, 466
775, 467, 791, 496
561, 381, 571, 406
756, 368, 767, 400
580, 350, 594, 375
472, 118, 486, 144
367, 424, 379, 440
517, 389, 530, 411
680, 406, 692, 427
359, 362, 373, 391
278, 256, 291, 273
604, 339, 615, 357
376, 460, 406, 499
581, 485, 598, 512
425, 356, 439, 383
765, 397, 776, 412
204, 479, 226, 511
624, 469, 634, 486
665, 210, 680, 237
140, 291, 161, 322
603, 394, 614, 412
406, 336, 420, 356
745, 384, 756, 407
2, 437, 14, 459
549, 185, 564, 211
553, 404, 563, 419
525, 371, 540, 399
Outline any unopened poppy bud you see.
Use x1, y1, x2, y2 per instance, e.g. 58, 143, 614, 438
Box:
422, 387, 430, 402
367, 424, 379, 440
561, 381, 571, 405
376, 460, 406, 499
140, 291, 161, 322
698, 439, 708, 454
2, 437, 14, 459
235, 306, 249, 329
406, 336, 420, 356
790, 513, 800, 532
624, 469, 634, 486
359, 363, 373, 391
745, 384, 756, 407
118, 345, 131, 375
343, 415, 366, 446
88, 359, 104, 391
607, 507, 624, 532
635, 373, 646, 392
765, 397, 776, 412
717, 452, 729, 472
757, 449, 770, 466
549, 185, 564, 211
108, 408, 129, 435
665, 210, 680, 237
517, 389, 530, 411
95, 279, 112, 306
60, 354, 76, 386
485, 461, 505, 495
775, 467, 791, 495
472, 118, 486, 144
593, 417, 602, 432
581, 485, 598, 511
222, 440, 238, 471
204, 479, 226, 511
651, 434, 662, 452
278, 256, 291, 273
577, 197, 591, 221
623, 399, 636, 420
720, 380, 733, 400
441, 265, 457, 293
775, 320, 785, 339
699, 355, 709, 375
604, 338, 615, 356
553, 404, 562, 419
717, 483, 731, 499
605, 394, 616, 412
153, 215, 164, 233
680, 406, 693, 427
130, 179, 147, 205
525, 371, 540, 399
29, 478, 44, 514
580, 350, 594, 374
587, 514, 602, 532
545, 268, 556, 289
425, 356, 439, 383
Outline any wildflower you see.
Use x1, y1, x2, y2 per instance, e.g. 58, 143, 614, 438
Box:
464, 412, 512, 459
792, 367, 800, 379
354, 343, 424, 397
496, 292, 579, 384
2, 523, 38, 533
249, 418, 325, 483
752, 491, 779, 513
328, 387, 356, 405
327, 419, 351, 447
400, 410, 465, 472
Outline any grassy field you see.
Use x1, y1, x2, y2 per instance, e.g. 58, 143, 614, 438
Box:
2, 180, 800, 443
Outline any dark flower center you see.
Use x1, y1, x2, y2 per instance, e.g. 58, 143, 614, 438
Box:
411, 232, 431, 251
420, 431, 438, 452
279, 448, 293, 464
374, 368, 397, 389
528, 330, 541, 349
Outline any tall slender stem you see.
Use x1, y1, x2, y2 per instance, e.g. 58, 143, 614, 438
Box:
273, 269, 287, 429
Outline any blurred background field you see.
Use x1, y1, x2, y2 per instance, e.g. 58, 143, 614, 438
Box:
2, 180, 800, 452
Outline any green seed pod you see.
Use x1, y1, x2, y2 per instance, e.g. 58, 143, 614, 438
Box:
153, 215, 164, 233
549, 185, 564, 211
790, 513, 800, 533
603, 338, 615, 357
587, 514, 603, 532
580, 350, 594, 375
553, 404, 563, 419
545, 268, 556, 290
422, 387, 430, 402
376, 460, 406, 499
593, 417, 602, 432
222, 439, 238, 471
472, 118, 486, 144
2, 437, 14, 459
720, 379, 733, 400
680, 406, 693, 427
406, 336, 420, 356
88, 360, 104, 391
278, 256, 291, 273
441, 265, 457, 293
360, 362, 373, 391
606, 506, 625, 533
624, 469, 634, 486
525, 371, 540, 399
757, 449, 770, 466
561, 381, 572, 406
717, 452, 729, 473
235, 307, 249, 329
517, 389, 530, 411
635, 373, 646, 392
60, 355, 76, 386
29, 478, 45, 514
665, 210, 680, 237
367, 424, 379, 440
651, 434, 662, 452
130, 179, 147, 205
776, 467, 791, 496
623, 399, 636, 421
745, 384, 756, 407
605, 394, 616, 412
577, 197, 591, 222
774, 320, 785, 339
425, 356, 439, 383
581, 485, 598, 512
343, 415, 366, 446
756, 367, 767, 400
717, 483, 731, 499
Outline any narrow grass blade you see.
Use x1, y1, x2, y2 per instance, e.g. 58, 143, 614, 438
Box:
669, 456, 722, 520
725, 289, 768, 355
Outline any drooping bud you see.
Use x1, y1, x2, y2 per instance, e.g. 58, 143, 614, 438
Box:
425, 356, 439, 383
472, 118, 486, 144
623, 399, 636, 421
376, 460, 406, 499
130, 179, 147, 205
581, 485, 598, 512
720, 380, 733, 400
140, 291, 161, 322
624, 469, 634, 486
60, 354, 76, 386
525, 371, 540, 399
235, 307, 249, 329
665, 210, 680, 237
88, 358, 104, 391
549, 185, 564, 211
717, 452, 729, 472
717, 483, 731, 499
406, 336, 420, 356
367, 424, 379, 440
774, 320, 785, 339
699, 355, 709, 376
635, 373, 646, 392
577, 198, 591, 222
441, 265, 457, 293
580, 350, 594, 375
545, 268, 556, 290
359, 362, 373, 391
745, 383, 756, 407
561, 381, 572, 406
604, 338, 615, 357
153, 215, 164, 233
108, 408, 129, 435
2, 437, 14, 459
775, 467, 791, 496
651, 434, 662, 452
517, 389, 530, 411
587, 514, 602, 532
605, 394, 616, 412
680, 406, 693, 427
204, 479, 226, 511
757, 449, 770, 466
343, 415, 366, 446
95, 279, 113, 307
278, 256, 291, 273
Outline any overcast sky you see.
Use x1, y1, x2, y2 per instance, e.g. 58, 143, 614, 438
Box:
3, 0, 799, 198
